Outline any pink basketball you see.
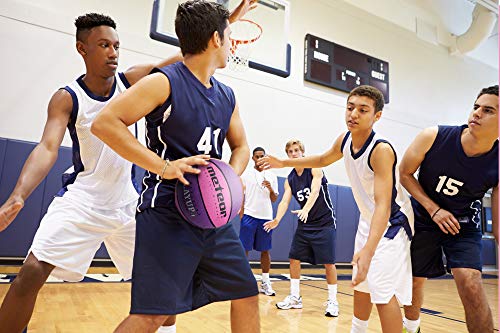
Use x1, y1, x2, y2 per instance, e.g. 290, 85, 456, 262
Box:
175, 159, 243, 229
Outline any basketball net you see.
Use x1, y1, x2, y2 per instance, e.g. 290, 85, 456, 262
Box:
228, 19, 263, 71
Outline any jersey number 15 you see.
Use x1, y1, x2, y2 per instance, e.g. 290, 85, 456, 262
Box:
435, 176, 464, 196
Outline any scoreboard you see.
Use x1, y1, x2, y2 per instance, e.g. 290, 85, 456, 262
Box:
304, 34, 390, 103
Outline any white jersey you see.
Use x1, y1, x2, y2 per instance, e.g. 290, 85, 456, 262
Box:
58, 73, 139, 209
241, 168, 279, 220
341, 131, 414, 240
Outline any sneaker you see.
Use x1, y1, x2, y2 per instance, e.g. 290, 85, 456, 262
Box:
403, 328, 421, 333
276, 294, 303, 310
324, 299, 339, 317
259, 281, 276, 296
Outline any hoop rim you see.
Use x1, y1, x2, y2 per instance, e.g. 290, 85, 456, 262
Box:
230, 19, 263, 46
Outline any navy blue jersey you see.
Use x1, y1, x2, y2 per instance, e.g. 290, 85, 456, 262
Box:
287, 168, 336, 230
138, 62, 236, 211
413, 125, 498, 229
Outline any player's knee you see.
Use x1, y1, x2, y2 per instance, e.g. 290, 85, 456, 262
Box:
139, 314, 169, 328
232, 295, 259, 308
13, 261, 50, 293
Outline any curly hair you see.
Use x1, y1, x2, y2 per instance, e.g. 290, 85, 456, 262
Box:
347, 85, 385, 112
75, 13, 116, 42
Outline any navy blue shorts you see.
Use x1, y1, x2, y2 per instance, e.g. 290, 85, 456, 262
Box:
411, 224, 483, 278
239, 214, 273, 251
289, 227, 336, 265
131, 207, 258, 315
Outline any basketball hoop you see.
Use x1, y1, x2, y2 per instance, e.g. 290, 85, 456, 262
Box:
228, 19, 263, 71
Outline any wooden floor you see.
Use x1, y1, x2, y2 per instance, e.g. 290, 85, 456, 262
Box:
0, 267, 497, 332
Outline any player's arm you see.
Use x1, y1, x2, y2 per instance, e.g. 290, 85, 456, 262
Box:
0, 89, 71, 231
292, 168, 322, 223
399, 126, 460, 235
91, 73, 208, 185
123, 0, 257, 85
260, 133, 345, 170
262, 176, 278, 202
492, 186, 498, 243
263, 180, 292, 232
226, 101, 250, 176
351, 143, 394, 286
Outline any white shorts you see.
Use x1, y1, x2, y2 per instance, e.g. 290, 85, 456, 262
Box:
28, 196, 136, 282
352, 227, 412, 305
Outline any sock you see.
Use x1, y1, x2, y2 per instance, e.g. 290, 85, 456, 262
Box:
403, 317, 420, 333
327, 284, 337, 302
350, 316, 368, 333
290, 278, 300, 297
157, 324, 176, 333
262, 273, 270, 283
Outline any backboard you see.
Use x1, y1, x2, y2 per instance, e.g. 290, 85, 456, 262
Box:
150, 0, 291, 77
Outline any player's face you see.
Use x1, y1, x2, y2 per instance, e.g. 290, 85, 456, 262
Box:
80, 26, 120, 78
252, 150, 265, 169
286, 145, 304, 159
468, 93, 498, 139
345, 95, 381, 133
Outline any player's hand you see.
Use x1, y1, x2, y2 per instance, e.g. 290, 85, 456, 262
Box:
261, 180, 272, 189
258, 155, 284, 170
229, 0, 258, 23
162, 155, 210, 185
263, 219, 279, 232
0, 195, 24, 232
432, 208, 460, 235
291, 209, 309, 223
351, 247, 374, 287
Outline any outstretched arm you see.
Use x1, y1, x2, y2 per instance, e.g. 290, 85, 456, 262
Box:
0, 89, 72, 231
292, 168, 323, 223
260, 133, 345, 170
399, 126, 460, 235
91, 73, 209, 185
352, 143, 394, 286
123, 0, 258, 85
263, 180, 292, 232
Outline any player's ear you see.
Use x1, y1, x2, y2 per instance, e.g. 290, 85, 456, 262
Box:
212, 30, 222, 48
76, 41, 87, 56
374, 110, 382, 122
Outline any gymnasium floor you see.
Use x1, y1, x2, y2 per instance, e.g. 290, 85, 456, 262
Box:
0, 266, 497, 332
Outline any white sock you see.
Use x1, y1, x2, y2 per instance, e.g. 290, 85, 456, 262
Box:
403, 317, 420, 333
290, 278, 300, 297
350, 317, 368, 333
157, 324, 176, 333
327, 284, 337, 302
262, 273, 270, 283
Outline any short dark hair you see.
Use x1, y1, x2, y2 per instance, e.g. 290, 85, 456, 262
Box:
175, 0, 230, 56
253, 147, 265, 155
75, 13, 116, 42
348, 85, 385, 112
477, 85, 498, 99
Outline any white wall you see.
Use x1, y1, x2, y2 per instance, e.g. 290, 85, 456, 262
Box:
0, 0, 496, 186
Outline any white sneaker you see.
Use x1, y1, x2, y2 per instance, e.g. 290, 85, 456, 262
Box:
324, 299, 339, 317
276, 294, 302, 310
259, 281, 276, 296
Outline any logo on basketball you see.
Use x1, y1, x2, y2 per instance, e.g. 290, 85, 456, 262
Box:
175, 159, 243, 229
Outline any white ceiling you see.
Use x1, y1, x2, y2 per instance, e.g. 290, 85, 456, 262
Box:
336, 0, 499, 68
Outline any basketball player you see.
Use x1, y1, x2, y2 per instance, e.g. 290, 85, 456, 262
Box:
400, 85, 498, 333
91, 1, 259, 332
240, 147, 279, 296
260, 86, 414, 333
0, 2, 256, 333
263, 139, 339, 317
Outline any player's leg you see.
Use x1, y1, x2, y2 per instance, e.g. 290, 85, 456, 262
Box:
0, 253, 54, 333
239, 214, 257, 256
452, 268, 493, 333
231, 296, 260, 333
114, 314, 169, 333
444, 227, 492, 333
351, 290, 372, 333
375, 296, 403, 333
104, 203, 177, 332
254, 218, 274, 295
403, 228, 445, 333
